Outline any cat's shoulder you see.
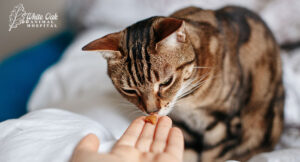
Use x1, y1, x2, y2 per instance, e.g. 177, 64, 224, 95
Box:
171, 5, 263, 23
216, 6, 264, 23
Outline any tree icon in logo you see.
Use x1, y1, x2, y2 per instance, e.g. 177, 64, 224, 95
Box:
8, 3, 26, 32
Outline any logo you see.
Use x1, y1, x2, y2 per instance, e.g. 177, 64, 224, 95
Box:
9, 3, 58, 32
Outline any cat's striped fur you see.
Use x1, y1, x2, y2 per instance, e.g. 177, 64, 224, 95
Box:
83, 6, 284, 162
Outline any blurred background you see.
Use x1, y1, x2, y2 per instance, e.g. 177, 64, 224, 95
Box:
0, 0, 300, 122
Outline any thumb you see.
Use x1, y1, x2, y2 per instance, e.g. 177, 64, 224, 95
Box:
75, 133, 100, 152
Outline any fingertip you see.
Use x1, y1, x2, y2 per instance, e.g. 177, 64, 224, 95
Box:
159, 116, 172, 125
86, 133, 100, 144
171, 127, 182, 133
163, 115, 171, 120
116, 116, 146, 147
76, 133, 100, 152
85, 133, 98, 139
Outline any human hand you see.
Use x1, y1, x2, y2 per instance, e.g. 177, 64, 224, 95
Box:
70, 116, 184, 162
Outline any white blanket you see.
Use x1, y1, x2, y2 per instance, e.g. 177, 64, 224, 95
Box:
0, 109, 115, 162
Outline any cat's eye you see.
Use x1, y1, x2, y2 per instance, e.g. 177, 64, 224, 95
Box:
160, 76, 174, 88
121, 88, 137, 96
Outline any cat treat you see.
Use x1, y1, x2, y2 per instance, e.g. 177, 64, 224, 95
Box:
145, 114, 157, 125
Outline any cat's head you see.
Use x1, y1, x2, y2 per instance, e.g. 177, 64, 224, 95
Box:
83, 17, 196, 115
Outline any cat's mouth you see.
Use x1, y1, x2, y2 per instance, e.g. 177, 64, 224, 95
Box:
156, 105, 174, 116
142, 106, 173, 116
154, 98, 179, 116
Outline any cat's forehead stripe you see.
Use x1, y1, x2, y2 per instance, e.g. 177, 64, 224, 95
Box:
128, 25, 143, 85
135, 21, 147, 84
144, 19, 153, 83
125, 28, 138, 86
125, 17, 156, 85
126, 77, 132, 87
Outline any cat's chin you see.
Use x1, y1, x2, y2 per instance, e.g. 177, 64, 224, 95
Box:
157, 106, 173, 116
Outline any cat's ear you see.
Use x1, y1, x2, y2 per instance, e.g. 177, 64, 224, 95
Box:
154, 18, 186, 48
82, 32, 123, 59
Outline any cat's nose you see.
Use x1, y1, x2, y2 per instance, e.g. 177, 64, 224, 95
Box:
146, 108, 159, 114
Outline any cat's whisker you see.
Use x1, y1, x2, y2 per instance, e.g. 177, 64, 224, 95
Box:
117, 104, 136, 107
180, 72, 210, 94
179, 83, 198, 97
177, 74, 213, 99
116, 100, 133, 104
108, 99, 132, 104
114, 103, 136, 107
178, 73, 222, 99
193, 66, 212, 69
128, 109, 143, 118
121, 107, 141, 115
114, 102, 133, 105
182, 73, 205, 89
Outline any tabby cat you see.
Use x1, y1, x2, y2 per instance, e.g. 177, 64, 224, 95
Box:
82, 6, 284, 162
